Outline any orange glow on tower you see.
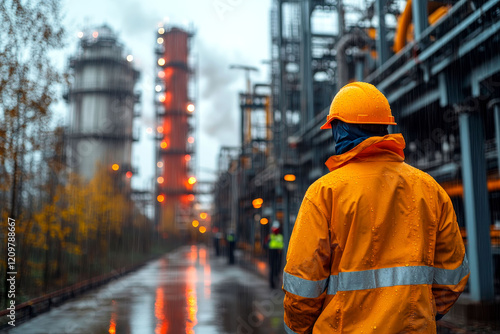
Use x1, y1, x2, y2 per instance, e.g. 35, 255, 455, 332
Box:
156, 27, 193, 237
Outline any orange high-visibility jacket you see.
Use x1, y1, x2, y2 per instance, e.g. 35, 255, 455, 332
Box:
283, 134, 469, 334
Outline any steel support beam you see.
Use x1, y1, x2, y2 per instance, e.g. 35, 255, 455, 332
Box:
411, 0, 428, 41
375, 0, 389, 66
492, 100, 500, 177
337, 0, 345, 37
300, 0, 314, 128
459, 110, 495, 301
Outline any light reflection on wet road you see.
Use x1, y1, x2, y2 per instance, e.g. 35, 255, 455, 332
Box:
10, 245, 285, 334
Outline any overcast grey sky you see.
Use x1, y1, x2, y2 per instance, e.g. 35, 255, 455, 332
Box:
60, 0, 272, 190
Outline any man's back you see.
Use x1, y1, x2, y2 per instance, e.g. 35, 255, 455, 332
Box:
283, 134, 469, 333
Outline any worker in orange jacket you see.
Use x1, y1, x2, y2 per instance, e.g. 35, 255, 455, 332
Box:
283, 82, 469, 333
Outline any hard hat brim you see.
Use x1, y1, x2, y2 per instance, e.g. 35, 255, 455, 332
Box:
320, 115, 397, 129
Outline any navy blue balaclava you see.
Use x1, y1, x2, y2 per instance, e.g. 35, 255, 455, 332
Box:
332, 121, 381, 155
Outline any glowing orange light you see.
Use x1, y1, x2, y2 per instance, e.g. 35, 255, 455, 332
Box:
155, 287, 169, 334
200, 212, 207, 220
92, 31, 98, 38
158, 71, 165, 78
199, 226, 207, 234
188, 137, 194, 144
112, 164, 119, 171
164, 92, 172, 103
158, 58, 166, 66
192, 220, 199, 228
126, 171, 133, 178
185, 154, 191, 162
187, 104, 195, 112
185, 266, 198, 332
159, 94, 166, 103
157, 194, 165, 203
188, 177, 197, 185
157, 177, 164, 184
284, 174, 296, 182
252, 198, 263, 208
260, 218, 269, 225
157, 161, 163, 168
109, 316, 116, 334
188, 194, 195, 201
160, 141, 168, 149
157, 126, 164, 133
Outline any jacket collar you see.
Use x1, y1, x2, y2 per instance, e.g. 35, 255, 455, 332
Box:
325, 133, 406, 172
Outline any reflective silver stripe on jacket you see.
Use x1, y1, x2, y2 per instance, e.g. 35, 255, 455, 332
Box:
433, 255, 469, 285
283, 271, 328, 298
284, 322, 298, 334
285, 255, 469, 297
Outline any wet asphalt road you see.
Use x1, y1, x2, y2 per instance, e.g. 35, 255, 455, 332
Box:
9, 245, 286, 334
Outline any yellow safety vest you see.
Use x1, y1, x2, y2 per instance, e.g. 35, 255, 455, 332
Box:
269, 233, 284, 249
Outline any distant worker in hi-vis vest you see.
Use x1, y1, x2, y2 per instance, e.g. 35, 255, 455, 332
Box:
282, 82, 469, 333
268, 221, 284, 289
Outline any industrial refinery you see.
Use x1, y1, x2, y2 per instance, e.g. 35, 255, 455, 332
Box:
212, 0, 500, 316
2, 0, 500, 332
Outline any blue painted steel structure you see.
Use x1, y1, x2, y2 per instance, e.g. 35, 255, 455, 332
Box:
213, 0, 500, 307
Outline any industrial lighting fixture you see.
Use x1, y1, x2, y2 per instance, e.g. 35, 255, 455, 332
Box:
126, 55, 133, 62
157, 37, 164, 44
157, 177, 164, 184
77, 31, 84, 38
187, 137, 194, 144
158, 58, 166, 66
260, 218, 269, 225
185, 155, 191, 162
155, 85, 162, 92
158, 27, 165, 34
187, 103, 195, 112
188, 177, 197, 185
252, 198, 263, 209
92, 31, 98, 38
200, 212, 207, 220
284, 174, 296, 182
112, 164, 120, 171
126, 171, 133, 178
160, 141, 168, 149
159, 94, 166, 102
199, 226, 207, 234
157, 161, 164, 168
192, 220, 199, 228
157, 126, 164, 133
157, 194, 165, 203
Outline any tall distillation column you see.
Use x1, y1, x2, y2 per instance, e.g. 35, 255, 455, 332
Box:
66, 25, 140, 188
155, 26, 195, 235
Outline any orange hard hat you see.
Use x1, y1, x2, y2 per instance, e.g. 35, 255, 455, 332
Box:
320, 82, 397, 129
